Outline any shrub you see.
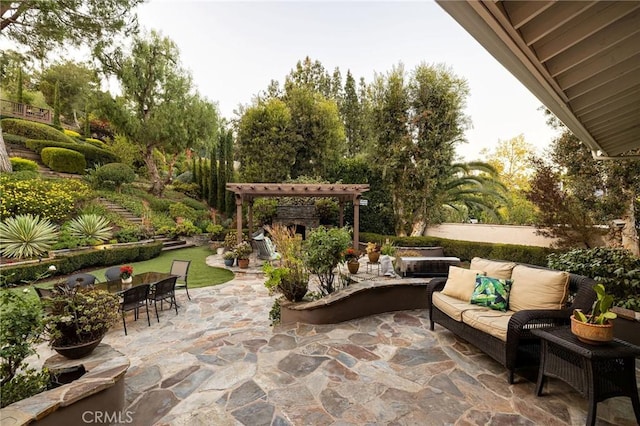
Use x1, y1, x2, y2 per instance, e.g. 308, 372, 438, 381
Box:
0, 289, 48, 407
0, 214, 58, 259
548, 247, 640, 310
41, 147, 86, 174
114, 226, 152, 243
1, 118, 74, 143
207, 224, 225, 241
304, 226, 352, 295
169, 202, 198, 222
171, 182, 199, 198
63, 129, 81, 138
181, 197, 208, 211
315, 198, 339, 225
174, 171, 193, 183
0, 241, 164, 286
92, 163, 135, 191
0, 175, 92, 222
9, 157, 38, 172
26, 139, 118, 167
2, 133, 28, 146
84, 138, 110, 150
253, 198, 278, 226
6, 170, 39, 181
67, 214, 113, 243
157, 219, 200, 238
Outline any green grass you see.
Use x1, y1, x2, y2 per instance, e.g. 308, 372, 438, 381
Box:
28, 246, 233, 292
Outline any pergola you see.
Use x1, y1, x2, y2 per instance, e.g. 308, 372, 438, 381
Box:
225, 183, 370, 248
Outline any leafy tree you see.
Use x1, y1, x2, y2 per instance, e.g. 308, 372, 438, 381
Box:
481, 134, 537, 224
39, 61, 100, 126
97, 31, 219, 196
370, 63, 470, 235
0, 0, 142, 60
284, 87, 345, 178
284, 56, 334, 98
237, 98, 295, 182
341, 70, 368, 157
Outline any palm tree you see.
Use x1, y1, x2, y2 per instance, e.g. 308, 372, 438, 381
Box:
434, 161, 507, 225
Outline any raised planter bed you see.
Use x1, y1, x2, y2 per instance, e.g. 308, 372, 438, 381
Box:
280, 278, 430, 325
0, 344, 129, 426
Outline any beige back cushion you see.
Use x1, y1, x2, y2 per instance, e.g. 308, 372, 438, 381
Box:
441, 266, 484, 301
469, 258, 516, 280
509, 265, 570, 312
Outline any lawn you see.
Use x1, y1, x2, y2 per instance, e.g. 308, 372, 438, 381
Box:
22, 246, 234, 297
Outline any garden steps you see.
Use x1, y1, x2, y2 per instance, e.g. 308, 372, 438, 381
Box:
96, 197, 144, 225
158, 239, 196, 251
7, 143, 81, 179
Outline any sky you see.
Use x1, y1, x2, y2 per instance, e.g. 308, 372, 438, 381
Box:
131, 0, 560, 161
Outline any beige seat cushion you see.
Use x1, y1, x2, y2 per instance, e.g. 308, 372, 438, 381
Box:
508, 265, 570, 312
469, 257, 516, 280
432, 292, 485, 322
441, 266, 484, 301
461, 309, 515, 341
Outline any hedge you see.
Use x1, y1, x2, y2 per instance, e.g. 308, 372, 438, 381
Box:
9, 157, 38, 172
2, 133, 28, 146
41, 147, 86, 174
26, 139, 118, 167
360, 232, 558, 266
84, 138, 110, 150
0, 241, 163, 286
1, 118, 74, 144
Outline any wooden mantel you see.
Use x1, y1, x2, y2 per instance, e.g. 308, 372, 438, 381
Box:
226, 183, 370, 247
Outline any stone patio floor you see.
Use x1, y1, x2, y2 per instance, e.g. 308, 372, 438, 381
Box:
32, 255, 640, 425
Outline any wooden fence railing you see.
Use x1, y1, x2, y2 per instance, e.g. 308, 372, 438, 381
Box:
0, 99, 52, 124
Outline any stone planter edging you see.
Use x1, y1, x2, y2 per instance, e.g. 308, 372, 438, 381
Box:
0, 344, 129, 426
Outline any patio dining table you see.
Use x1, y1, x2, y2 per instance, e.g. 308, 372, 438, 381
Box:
95, 272, 176, 294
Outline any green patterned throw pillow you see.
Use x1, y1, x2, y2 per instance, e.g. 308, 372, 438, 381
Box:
470, 276, 512, 312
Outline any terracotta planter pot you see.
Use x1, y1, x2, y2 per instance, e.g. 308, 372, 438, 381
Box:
347, 261, 360, 274
570, 316, 613, 345
368, 252, 380, 263
238, 258, 250, 269
52, 336, 104, 359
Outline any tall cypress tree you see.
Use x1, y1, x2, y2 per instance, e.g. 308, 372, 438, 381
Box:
17, 68, 23, 104
52, 81, 61, 126
224, 129, 235, 217
209, 148, 217, 208
216, 129, 227, 211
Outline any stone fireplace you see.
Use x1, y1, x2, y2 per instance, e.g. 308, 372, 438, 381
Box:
275, 205, 319, 240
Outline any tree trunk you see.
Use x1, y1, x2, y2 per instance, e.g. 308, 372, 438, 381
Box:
0, 131, 12, 172
621, 188, 639, 256
144, 145, 164, 196
410, 219, 426, 237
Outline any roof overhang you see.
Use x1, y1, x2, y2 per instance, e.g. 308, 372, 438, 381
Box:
437, 0, 640, 159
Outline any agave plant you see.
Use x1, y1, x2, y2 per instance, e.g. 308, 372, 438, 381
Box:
67, 214, 113, 243
0, 214, 58, 259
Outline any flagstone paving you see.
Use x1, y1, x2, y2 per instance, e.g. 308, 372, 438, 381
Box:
31, 256, 639, 425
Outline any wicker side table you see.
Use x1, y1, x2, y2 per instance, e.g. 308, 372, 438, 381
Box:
531, 327, 640, 426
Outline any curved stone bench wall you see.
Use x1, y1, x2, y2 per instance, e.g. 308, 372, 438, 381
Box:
280, 278, 430, 325
0, 344, 129, 426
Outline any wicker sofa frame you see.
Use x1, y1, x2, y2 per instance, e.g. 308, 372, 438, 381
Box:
426, 266, 598, 383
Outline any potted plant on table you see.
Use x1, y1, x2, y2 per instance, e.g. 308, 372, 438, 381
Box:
571, 283, 618, 345
366, 241, 381, 263
44, 285, 120, 359
119, 265, 133, 284
234, 241, 252, 269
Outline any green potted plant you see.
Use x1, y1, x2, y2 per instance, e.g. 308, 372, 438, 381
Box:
44, 285, 120, 359
223, 250, 236, 267
234, 241, 253, 268
572, 283, 618, 345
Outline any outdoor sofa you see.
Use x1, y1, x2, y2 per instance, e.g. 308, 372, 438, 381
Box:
426, 257, 598, 383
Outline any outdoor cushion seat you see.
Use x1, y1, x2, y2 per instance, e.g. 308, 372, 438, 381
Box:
66, 273, 98, 288
431, 292, 485, 322
461, 309, 515, 342
105, 266, 122, 281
